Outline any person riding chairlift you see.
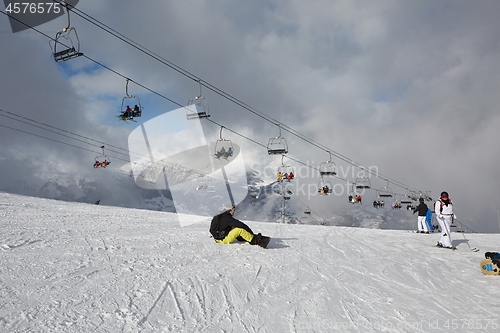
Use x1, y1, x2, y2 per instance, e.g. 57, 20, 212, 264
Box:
224, 146, 233, 158
124, 105, 132, 118
133, 105, 140, 117
215, 146, 226, 159
277, 172, 283, 182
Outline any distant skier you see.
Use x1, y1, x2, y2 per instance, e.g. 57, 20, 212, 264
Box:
210, 204, 269, 247
434, 191, 454, 248
413, 198, 429, 233
425, 208, 434, 232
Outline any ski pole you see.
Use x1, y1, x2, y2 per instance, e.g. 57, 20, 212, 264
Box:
455, 217, 479, 252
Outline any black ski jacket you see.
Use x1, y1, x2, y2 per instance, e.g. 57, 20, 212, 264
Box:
414, 202, 428, 216
217, 211, 254, 235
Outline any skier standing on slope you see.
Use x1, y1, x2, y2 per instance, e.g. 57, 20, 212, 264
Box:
434, 191, 454, 248
413, 198, 429, 233
210, 204, 267, 247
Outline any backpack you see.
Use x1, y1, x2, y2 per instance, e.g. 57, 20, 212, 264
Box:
436, 199, 453, 213
210, 214, 226, 240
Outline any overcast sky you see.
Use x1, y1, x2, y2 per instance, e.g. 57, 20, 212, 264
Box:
1, 0, 500, 232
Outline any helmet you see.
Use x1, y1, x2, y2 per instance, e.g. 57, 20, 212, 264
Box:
440, 191, 449, 198
419, 197, 424, 202
224, 203, 235, 211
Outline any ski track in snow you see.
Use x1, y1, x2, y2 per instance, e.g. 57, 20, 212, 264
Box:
1, 192, 500, 332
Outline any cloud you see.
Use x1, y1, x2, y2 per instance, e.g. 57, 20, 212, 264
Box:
1, 0, 500, 231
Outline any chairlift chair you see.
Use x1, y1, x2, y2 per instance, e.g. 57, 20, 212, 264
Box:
348, 185, 362, 203
423, 191, 433, 202
267, 124, 288, 155
319, 151, 337, 176
93, 146, 110, 168
206, 182, 216, 192
214, 127, 234, 159
377, 182, 393, 198
196, 178, 215, 192
267, 137, 288, 155
318, 178, 333, 196
186, 80, 210, 120
249, 186, 260, 199
196, 181, 208, 191
355, 177, 371, 189
118, 79, 143, 121
391, 198, 402, 209
400, 195, 413, 205
50, 4, 83, 62
408, 190, 420, 201
277, 155, 294, 180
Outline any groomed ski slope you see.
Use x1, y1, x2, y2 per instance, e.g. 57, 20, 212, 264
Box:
1, 192, 499, 333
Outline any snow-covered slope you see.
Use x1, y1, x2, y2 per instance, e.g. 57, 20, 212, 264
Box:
1, 192, 499, 332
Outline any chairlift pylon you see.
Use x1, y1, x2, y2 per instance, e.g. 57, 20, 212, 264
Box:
50, 3, 83, 62
186, 80, 210, 120
319, 151, 337, 176
267, 124, 288, 155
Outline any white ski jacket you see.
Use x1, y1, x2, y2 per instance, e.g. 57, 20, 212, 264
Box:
435, 199, 453, 216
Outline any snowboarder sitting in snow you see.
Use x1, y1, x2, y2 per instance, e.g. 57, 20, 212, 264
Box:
210, 204, 266, 247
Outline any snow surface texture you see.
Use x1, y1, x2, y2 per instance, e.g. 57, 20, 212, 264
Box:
1, 192, 499, 333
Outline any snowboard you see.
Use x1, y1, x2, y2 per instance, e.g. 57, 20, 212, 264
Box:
480, 258, 500, 276
258, 236, 271, 249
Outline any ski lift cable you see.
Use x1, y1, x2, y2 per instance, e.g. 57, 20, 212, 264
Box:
0, 107, 192, 174
0, 117, 141, 168
0, 118, 214, 181
1, 7, 424, 195
0, 108, 132, 158
0, 122, 107, 158
0, 106, 228, 184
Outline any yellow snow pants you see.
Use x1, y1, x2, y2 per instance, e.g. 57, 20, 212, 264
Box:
216, 227, 254, 244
